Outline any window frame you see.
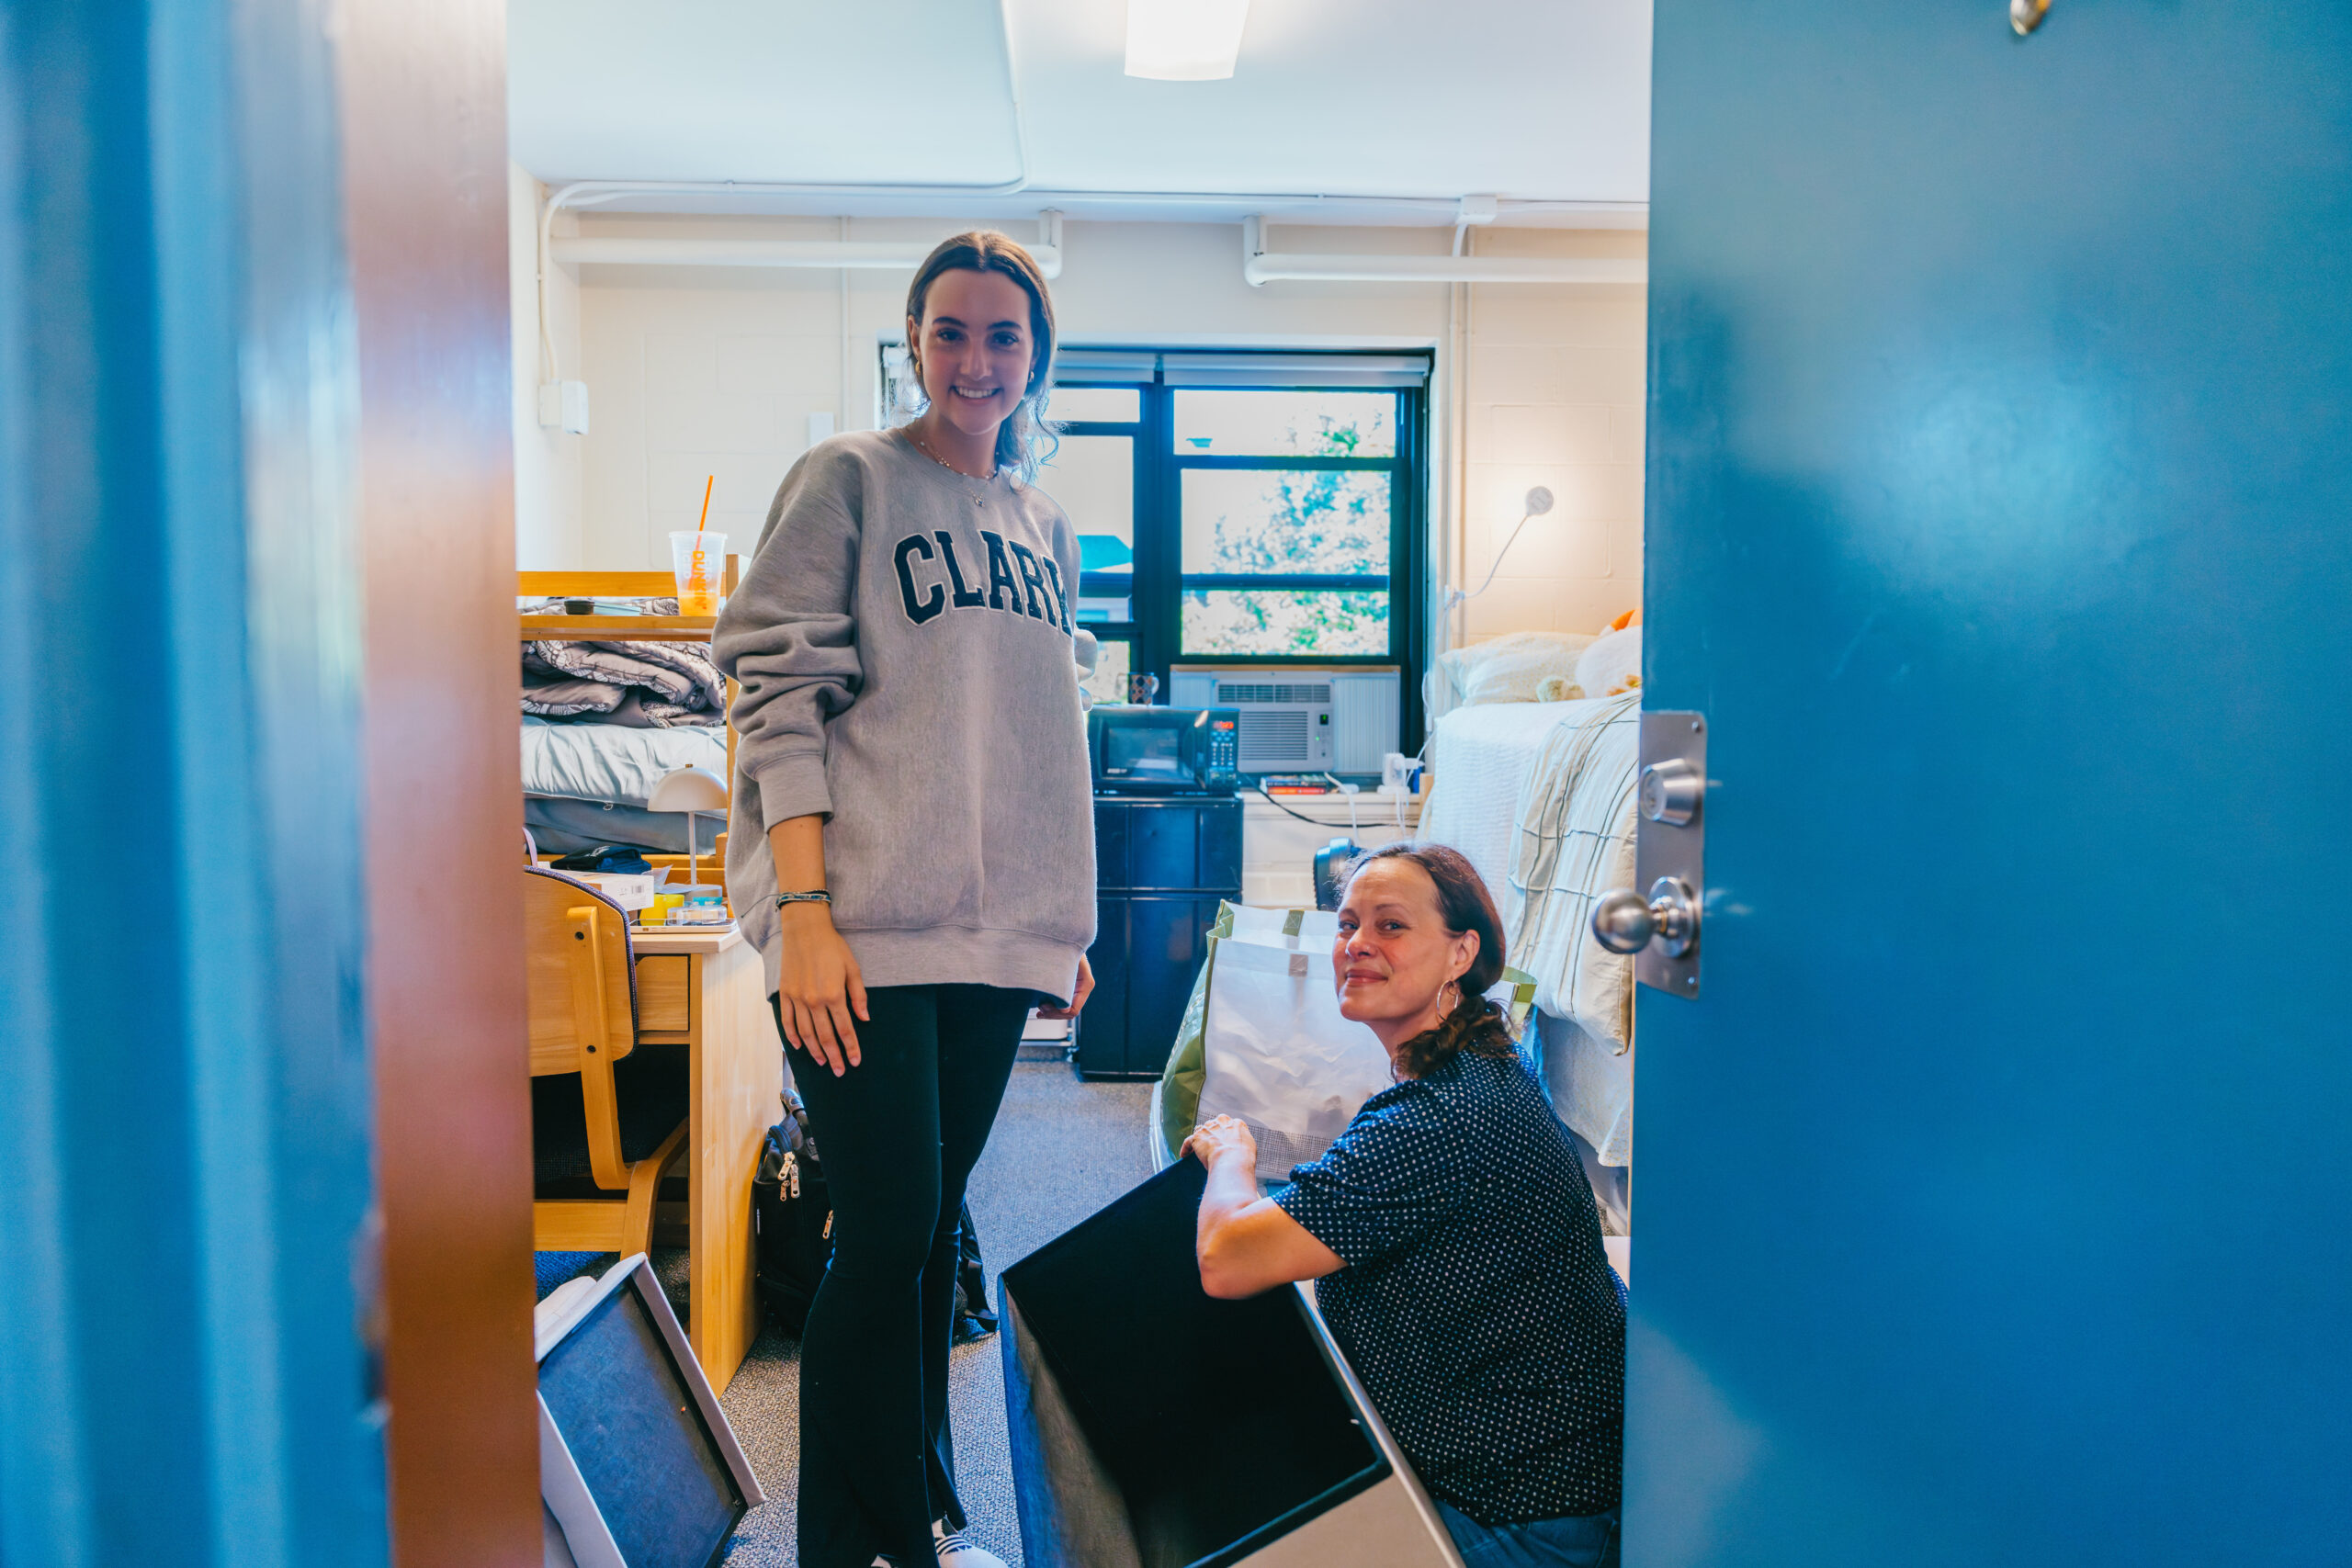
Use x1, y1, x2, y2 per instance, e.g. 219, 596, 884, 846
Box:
1047, 351, 1430, 748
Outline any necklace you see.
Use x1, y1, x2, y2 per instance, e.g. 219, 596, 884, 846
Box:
903, 422, 997, 482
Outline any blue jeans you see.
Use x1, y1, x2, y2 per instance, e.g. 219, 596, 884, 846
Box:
1436, 1499, 1621, 1568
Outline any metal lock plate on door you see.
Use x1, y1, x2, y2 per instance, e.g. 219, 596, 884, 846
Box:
1589, 711, 1708, 998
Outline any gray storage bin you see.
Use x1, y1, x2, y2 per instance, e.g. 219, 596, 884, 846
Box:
1000, 1159, 1462, 1568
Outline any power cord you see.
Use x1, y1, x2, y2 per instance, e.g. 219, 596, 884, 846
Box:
1253, 781, 1341, 825
1323, 772, 1361, 834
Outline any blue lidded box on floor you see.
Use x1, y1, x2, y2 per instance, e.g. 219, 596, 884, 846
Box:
536, 1253, 764, 1568
999, 1159, 1463, 1568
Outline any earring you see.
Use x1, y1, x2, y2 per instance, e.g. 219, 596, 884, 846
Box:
1441, 978, 1461, 1015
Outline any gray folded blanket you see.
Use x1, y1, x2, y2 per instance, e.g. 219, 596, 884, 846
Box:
522, 637, 726, 728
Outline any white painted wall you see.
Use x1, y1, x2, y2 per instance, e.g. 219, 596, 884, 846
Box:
510, 201, 1646, 643
1456, 226, 1648, 642
509, 163, 583, 569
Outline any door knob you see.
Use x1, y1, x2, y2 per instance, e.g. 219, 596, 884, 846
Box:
1591, 876, 1701, 958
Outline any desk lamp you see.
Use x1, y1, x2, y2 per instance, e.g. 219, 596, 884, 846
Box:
1444, 486, 1555, 615
647, 765, 729, 892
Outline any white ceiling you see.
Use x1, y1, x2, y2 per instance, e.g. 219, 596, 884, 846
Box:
507, 0, 1652, 224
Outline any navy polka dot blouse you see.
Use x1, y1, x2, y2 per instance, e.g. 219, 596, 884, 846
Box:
1272, 1047, 1625, 1524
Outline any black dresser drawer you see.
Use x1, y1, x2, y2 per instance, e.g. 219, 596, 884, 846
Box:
1080, 792, 1242, 1079
1093, 799, 1130, 889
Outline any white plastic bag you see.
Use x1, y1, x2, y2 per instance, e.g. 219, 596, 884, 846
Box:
1196, 930, 1391, 1183
1193, 904, 1544, 1183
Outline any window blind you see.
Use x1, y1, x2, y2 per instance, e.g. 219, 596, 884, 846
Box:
1052, 348, 1160, 382
1159, 353, 1430, 389
1048, 350, 1434, 389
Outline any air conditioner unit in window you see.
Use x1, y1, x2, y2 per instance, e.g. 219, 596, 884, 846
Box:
1168, 667, 1398, 777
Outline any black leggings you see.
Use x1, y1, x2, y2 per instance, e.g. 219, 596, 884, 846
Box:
776, 983, 1031, 1568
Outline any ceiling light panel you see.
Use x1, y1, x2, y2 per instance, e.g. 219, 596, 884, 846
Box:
1125, 0, 1250, 80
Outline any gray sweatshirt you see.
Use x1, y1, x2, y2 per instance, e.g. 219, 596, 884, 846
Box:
714, 429, 1096, 1002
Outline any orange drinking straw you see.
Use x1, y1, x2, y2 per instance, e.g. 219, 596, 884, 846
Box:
692, 475, 715, 601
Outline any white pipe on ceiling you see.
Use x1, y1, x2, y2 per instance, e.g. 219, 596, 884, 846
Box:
551, 230, 1064, 279
1241, 216, 1645, 288
537, 0, 1038, 386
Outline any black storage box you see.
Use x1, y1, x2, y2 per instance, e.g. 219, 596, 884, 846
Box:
999, 1159, 1462, 1568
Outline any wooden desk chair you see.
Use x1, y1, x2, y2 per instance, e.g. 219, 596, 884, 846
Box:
525, 865, 690, 1256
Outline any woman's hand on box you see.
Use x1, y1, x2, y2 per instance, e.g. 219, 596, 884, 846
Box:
1182, 1113, 1258, 1171
1186, 1115, 1343, 1299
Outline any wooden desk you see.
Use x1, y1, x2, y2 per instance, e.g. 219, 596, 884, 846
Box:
629, 922, 780, 1393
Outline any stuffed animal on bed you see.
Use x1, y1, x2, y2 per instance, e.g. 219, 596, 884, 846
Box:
1576, 626, 1643, 697
1436, 630, 1596, 705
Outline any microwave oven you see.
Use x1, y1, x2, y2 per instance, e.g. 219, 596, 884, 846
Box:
1088, 705, 1240, 795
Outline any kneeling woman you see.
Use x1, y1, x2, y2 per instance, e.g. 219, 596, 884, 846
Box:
1182, 844, 1625, 1568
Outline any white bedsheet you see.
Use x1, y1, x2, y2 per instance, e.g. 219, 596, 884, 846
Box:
521, 718, 728, 808
1415, 699, 1607, 909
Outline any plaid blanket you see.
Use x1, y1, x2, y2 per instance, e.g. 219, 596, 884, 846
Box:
1504, 689, 1642, 1167
522, 603, 726, 728
1504, 689, 1642, 1047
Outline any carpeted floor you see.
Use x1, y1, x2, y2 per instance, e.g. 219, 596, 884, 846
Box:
536, 1060, 1158, 1568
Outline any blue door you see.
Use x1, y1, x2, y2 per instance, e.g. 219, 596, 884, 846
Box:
0, 4, 384, 1562
1633, 5, 2352, 1563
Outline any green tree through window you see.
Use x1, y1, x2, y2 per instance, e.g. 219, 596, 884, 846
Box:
1183, 416, 1390, 655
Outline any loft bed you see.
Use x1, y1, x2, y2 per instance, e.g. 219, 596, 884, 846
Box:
519, 562, 739, 869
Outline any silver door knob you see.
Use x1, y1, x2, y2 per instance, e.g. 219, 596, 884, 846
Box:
1590, 876, 1701, 957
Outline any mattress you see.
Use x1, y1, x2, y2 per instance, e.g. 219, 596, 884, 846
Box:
522, 716, 727, 807
522, 718, 729, 854
1533, 1009, 1634, 1172
1415, 697, 1609, 909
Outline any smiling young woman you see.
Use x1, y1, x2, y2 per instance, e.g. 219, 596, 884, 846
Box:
713, 231, 1093, 1568
898, 251, 1056, 480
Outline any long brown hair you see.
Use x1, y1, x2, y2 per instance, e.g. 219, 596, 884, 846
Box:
1343, 843, 1518, 1079
902, 231, 1058, 481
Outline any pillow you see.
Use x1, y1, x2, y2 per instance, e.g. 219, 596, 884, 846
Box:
1575, 626, 1643, 698
1436, 630, 1597, 706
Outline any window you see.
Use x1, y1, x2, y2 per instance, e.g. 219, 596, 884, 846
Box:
1176, 396, 1395, 658
880, 345, 1430, 743
1026, 349, 1430, 746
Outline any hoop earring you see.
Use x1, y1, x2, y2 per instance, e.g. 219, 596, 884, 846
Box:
1441, 978, 1461, 1016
